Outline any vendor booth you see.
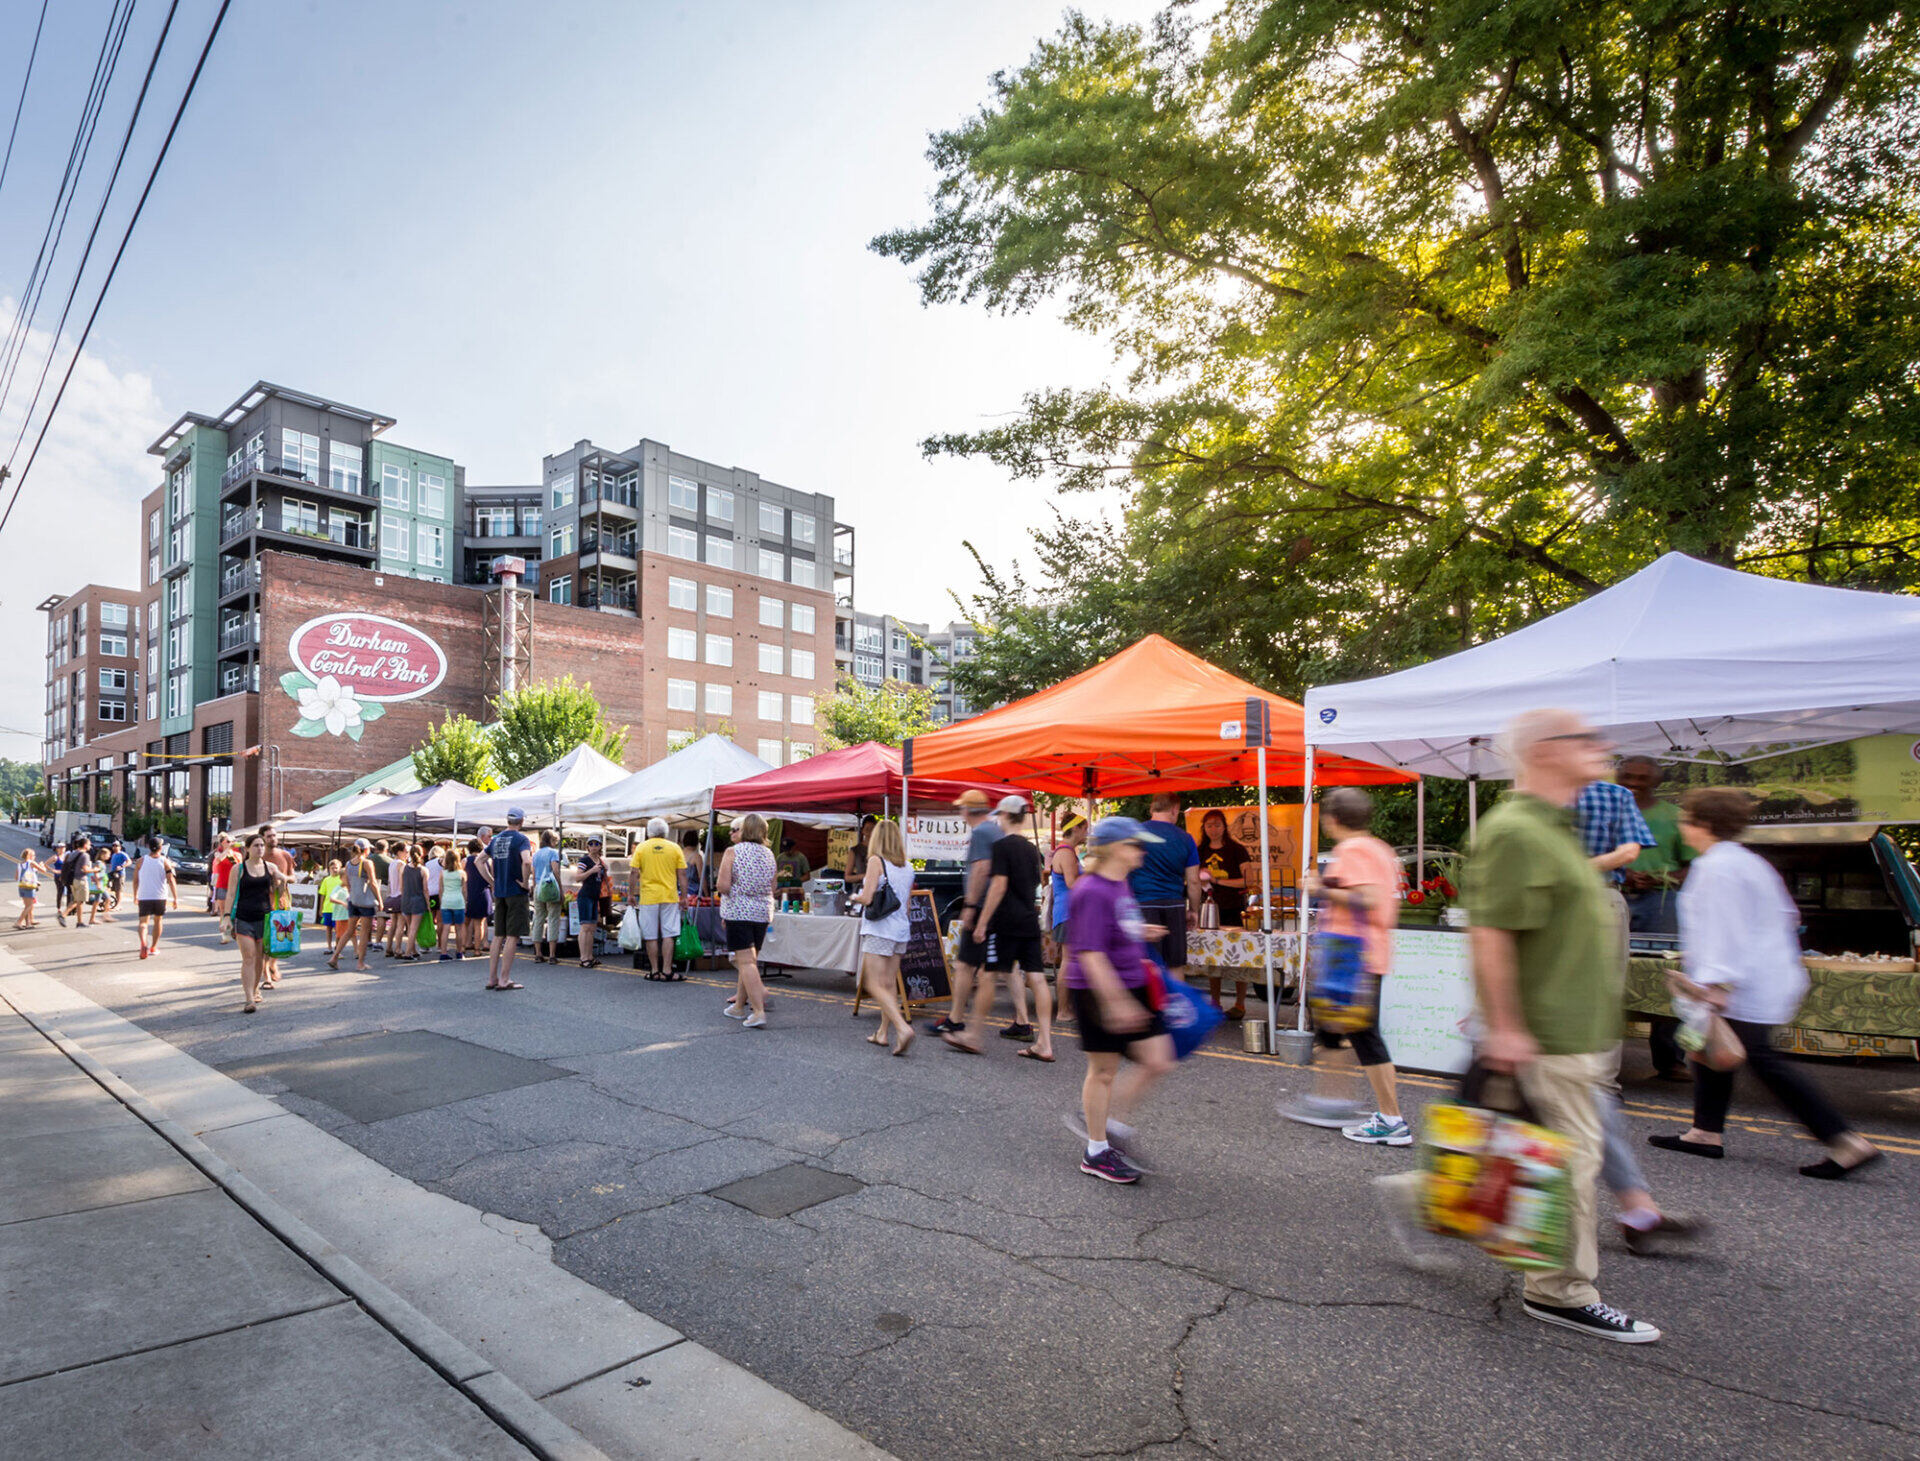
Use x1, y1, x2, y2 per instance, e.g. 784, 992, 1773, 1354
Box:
1305, 553, 1920, 1071
453, 744, 630, 830
349, 781, 478, 836
904, 635, 1411, 1047
569, 735, 772, 828
271, 790, 395, 841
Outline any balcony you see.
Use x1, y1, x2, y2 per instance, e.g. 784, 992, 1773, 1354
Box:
220, 509, 261, 546
217, 621, 257, 653
579, 584, 637, 612
218, 563, 258, 600
222, 452, 374, 502
579, 530, 637, 569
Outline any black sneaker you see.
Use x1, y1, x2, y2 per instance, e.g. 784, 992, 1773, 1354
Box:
1522, 1299, 1660, 1343
1000, 1023, 1035, 1043
1079, 1146, 1142, 1184
927, 1016, 963, 1035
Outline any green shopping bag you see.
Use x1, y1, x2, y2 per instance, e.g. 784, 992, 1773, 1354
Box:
674, 917, 703, 963
417, 911, 437, 950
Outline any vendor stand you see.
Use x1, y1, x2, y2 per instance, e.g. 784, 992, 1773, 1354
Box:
903, 634, 1410, 1052
1305, 552, 1920, 1072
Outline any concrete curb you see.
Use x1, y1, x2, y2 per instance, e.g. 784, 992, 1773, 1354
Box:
2, 990, 610, 1461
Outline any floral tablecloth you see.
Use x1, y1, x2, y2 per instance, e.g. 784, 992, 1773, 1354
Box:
1188, 927, 1301, 976
1627, 956, 1920, 1046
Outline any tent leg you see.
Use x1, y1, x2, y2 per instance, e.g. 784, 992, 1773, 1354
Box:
1257, 746, 1274, 1053
1414, 776, 1425, 884
1468, 776, 1479, 840
1296, 746, 1315, 1033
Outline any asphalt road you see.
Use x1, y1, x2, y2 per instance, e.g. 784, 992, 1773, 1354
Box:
7, 825, 1918, 1459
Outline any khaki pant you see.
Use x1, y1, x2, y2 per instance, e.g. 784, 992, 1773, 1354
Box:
535, 896, 568, 948
1516, 1049, 1607, 1308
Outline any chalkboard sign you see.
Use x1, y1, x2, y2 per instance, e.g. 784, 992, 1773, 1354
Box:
898, 888, 952, 1006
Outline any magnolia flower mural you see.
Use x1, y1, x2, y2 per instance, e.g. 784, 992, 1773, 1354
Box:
282, 670, 387, 740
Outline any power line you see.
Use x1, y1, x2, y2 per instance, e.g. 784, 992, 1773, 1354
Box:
0, 0, 135, 423
4, 0, 184, 467
0, 0, 233, 540
0, 0, 53, 207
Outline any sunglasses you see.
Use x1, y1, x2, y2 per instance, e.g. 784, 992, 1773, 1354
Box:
1541, 730, 1606, 743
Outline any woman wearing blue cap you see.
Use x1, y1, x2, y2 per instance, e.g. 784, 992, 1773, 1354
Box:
1064, 816, 1178, 1184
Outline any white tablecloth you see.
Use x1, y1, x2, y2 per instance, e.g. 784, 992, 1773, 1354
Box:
760, 913, 862, 973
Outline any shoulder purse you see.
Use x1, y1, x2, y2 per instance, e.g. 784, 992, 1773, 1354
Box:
863, 868, 901, 922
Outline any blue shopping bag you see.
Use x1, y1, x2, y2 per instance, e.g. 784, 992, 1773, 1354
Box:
1307, 931, 1375, 1033
1151, 952, 1223, 1060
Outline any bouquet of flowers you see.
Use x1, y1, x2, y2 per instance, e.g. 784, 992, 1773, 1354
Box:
1405, 874, 1457, 913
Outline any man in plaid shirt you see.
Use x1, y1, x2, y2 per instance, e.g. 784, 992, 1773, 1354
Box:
1575, 779, 1654, 881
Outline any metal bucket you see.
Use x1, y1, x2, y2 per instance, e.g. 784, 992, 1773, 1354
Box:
1242, 1020, 1270, 1054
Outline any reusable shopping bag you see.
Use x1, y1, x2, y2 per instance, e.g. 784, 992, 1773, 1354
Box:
417, 912, 437, 950
1418, 1063, 1571, 1271
674, 918, 704, 963
617, 907, 643, 952
1306, 930, 1376, 1033
265, 908, 302, 958
1159, 972, 1224, 1060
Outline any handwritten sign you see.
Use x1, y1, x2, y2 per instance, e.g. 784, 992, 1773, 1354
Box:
1377, 928, 1477, 1076
287, 613, 448, 703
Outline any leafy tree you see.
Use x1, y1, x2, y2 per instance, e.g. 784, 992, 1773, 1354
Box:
0, 759, 41, 803
411, 713, 495, 789
880, 1, 1920, 706
817, 675, 947, 749
490, 676, 628, 783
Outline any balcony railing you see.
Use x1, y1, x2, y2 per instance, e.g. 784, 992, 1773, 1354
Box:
217, 622, 257, 652
580, 530, 637, 559
580, 586, 637, 611
220, 509, 261, 545
223, 452, 372, 498
218, 564, 258, 597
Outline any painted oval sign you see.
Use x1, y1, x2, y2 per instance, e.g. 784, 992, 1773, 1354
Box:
287, 613, 448, 703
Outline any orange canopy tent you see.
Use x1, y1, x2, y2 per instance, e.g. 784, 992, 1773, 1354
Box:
902, 635, 1411, 1047
901, 634, 1412, 795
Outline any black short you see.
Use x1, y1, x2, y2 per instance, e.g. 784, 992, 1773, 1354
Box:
982, 930, 1045, 974
1139, 903, 1189, 969
1069, 982, 1166, 1056
137, 899, 167, 918
725, 919, 769, 952
955, 926, 989, 968
1315, 1023, 1392, 1067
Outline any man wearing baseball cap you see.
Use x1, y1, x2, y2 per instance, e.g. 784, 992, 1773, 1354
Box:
485, 809, 534, 990
933, 789, 1027, 1038
944, 795, 1049, 1056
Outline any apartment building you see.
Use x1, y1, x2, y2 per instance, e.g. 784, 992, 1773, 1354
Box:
460, 484, 543, 588
540, 437, 854, 764
38, 585, 143, 764
842, 611, 982, 723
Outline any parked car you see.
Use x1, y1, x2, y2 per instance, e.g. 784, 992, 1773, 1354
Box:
156, 837, 211, 884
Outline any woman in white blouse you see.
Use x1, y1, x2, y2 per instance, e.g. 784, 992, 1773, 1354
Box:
1648, 788, 1882, 1180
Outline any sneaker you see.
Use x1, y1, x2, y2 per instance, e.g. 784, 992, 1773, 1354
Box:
1620, 1211, 1706, 1257
1522, 1298, 1660, 1343
1080, 1146, 1142, 1184
722, 1002, 747, 1020
1061, 1113, 1155, 1172
1280, 1094, 1369, 1129
1342, 1112, 1413, 1147
1000, 1023, 1036, 1043
927, 1016, 964, 1035
742, 1012, 767, 1029
1370, 1173, 1461, 1273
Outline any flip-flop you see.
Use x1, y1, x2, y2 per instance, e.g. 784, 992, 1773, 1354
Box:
1016, 1048, 1056, 1063
866, 1031, 889, 1046
498, 981, 525, 990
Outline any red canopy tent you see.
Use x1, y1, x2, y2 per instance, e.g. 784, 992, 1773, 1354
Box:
902, 635, 1412, 1044
712, 740, 1025, 817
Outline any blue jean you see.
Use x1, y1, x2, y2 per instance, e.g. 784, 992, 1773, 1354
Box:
1595, 1042, 1649, 1196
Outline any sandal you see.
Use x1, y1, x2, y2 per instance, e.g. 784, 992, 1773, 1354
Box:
866, 1030, 889, 1046
498, 980, 525, 990
940, 1032, 983, 1055
1016, 1047, 1056, 1063
1223, 1004, 1247, 1022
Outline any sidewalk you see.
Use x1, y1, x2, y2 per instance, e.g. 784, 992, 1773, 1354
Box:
0, 1002, 548, 1460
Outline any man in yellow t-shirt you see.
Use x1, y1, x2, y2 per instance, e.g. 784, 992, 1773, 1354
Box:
629, 816, 687, 979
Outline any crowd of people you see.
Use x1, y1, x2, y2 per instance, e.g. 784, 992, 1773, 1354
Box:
11, 709, 1890, 1350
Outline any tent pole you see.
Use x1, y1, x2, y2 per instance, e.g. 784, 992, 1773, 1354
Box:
1296, 745, 1315, 1033
1257, 745, 1275, 1053
1414, 776, 1425, 884
1468, 775, 1479, 840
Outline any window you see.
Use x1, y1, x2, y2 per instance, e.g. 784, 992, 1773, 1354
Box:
791, 649, 816, 680
668, 475, 700, 513
550, 472, 575, 510
419, 473, 446, 516
416, 524, 446, 569
708, 488, 734, 523
789, 694, 815, 725
705, 683, 732, 715
668, 576, 697, 611
281, 430, 320, 480
474, 505, 515, 536
758, 739, 784, 766
856, 624, 882, 650
98, 700, 126, 722
549, 574, 573, 605
758, 690, 783, 722
706, 585, 733, 618
381, 463, 410, 508
167, 521, 190, 566
789, 742, 814, 761
146, 690, 157, 721
791, 603, 815, 634
856, 654, 883, 681
100, 603, 128, 628
667, 678, 696, 711
98, 631, 127, 657
99, 668, 127, 692
792, 512, 816, 545
281, 498, 319, 535
758, 548, 784, 580
165, 672, 189, 719
668, 627, 697, 660
705, 634, 733, 666
758, 502, 784, 535
328, 441, 362, 494
148, 553, 159, 585
550, 523, 575, 556
891, 631, 909, 654
703, 535, 734, 569
760, 596, 784, 627
382, 517, 410, 561
521, 507, 542, 535
167, 465, 191, 517
789, 558, 816, 588
147, 511, 160, 548
758, 643, 784, 674
667, 525, 697, 560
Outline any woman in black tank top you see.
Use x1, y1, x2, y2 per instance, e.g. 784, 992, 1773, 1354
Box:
227, 835, 285, 1013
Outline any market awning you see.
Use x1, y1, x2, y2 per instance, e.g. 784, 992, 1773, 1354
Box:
569, 735, 772, 825
712, 741, 1025, 816
903, 634, 1411, 794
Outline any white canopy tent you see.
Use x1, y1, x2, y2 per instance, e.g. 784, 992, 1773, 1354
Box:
271, 790, 395, 840
452, 744, 631, 829
1304, 553, 1920, 779
568, 735, 772, 827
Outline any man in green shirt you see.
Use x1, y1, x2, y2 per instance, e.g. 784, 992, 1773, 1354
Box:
1463, 709, 1659, 1344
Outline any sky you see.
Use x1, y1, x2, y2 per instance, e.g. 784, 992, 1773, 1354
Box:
0, 0, 1159, 761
